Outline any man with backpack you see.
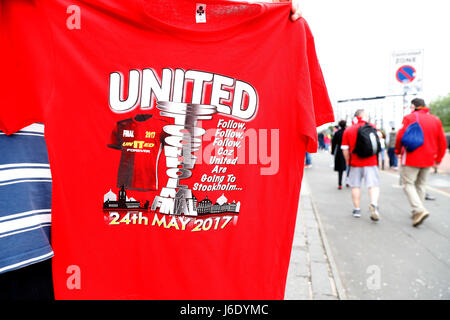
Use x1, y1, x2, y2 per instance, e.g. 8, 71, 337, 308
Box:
395, 98, 447, 227
341, 109, 381, 221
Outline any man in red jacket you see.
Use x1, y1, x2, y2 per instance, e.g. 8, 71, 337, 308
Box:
342, 109, 380, 221
395, 98, 447, 227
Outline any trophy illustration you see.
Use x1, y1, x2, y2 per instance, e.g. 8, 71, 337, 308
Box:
151, 101, 217, 216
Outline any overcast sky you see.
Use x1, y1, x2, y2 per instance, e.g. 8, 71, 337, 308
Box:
296, 0, 450, 105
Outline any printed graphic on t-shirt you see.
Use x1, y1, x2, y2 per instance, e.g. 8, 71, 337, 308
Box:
107, 114, 166, 191
103, 67, 259, 232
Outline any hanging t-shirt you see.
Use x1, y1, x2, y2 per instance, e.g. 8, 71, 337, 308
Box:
1, 0, 334, 299
107, 114, 167, 191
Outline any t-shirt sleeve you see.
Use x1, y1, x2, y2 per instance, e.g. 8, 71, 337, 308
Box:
304, 21, 335, 128
296, 19, 335, 153
0, 0, 54, 135
435, 117, 447, 164
341, 129, 350, 149
107, 125, 121, 150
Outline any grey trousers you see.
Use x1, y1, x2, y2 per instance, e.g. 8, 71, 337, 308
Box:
400, 166, 431, 215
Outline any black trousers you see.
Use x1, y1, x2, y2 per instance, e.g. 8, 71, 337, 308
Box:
338, 170, 345, 186
0, 259, 54, 300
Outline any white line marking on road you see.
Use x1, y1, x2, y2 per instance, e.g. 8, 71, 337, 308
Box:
381, 170, 450, 198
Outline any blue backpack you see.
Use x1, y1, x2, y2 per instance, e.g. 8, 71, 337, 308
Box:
401, 113, 424, 152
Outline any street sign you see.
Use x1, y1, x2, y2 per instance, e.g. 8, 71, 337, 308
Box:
396, 65, 416, 84
388, 49, 423, 95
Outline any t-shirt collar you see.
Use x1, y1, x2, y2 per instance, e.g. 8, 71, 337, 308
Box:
355, 116, 367, 124
414, 107, 430, 114
139, 0, 266, 42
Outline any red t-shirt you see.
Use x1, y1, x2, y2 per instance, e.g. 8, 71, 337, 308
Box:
341, 119, 378, 167
1, 0, 334, 299
108, 115, 167, 191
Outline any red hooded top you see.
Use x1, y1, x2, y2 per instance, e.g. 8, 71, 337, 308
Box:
395, 108, 447, 167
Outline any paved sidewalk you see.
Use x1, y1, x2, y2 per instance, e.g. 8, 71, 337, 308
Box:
304, 151, 450, 299
284, 179, 346, 300
285, 151, 450, 300
384, 152, 450, 194
436, 152, 450, 174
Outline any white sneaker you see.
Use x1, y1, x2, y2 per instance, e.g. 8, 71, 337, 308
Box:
352, 208, 361, 218
369, 203, 380, 221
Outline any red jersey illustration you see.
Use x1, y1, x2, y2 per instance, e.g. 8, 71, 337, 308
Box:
108, 114, 167, 191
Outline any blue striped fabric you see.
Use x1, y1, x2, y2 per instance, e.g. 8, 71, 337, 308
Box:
0, 123, 53, 274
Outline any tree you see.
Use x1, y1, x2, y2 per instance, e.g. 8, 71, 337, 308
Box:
429, 93, 450, 132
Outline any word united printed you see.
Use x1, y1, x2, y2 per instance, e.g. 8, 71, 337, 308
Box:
108, 68, 258, 120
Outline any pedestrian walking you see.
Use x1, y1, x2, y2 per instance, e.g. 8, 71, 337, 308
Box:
324, 133, 331, 151
395, 98, 447, 227
331, 120, 347, 189
305, 152, 312, 168
387, 127, 398, 169
341, 109, 381, 221
377, 129, 386, 170
318, 132, 326, 150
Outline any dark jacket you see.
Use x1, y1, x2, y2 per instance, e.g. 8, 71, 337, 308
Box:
331, 128, 346, 172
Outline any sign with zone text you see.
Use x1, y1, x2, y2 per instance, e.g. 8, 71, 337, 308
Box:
389, 49, 423, 95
